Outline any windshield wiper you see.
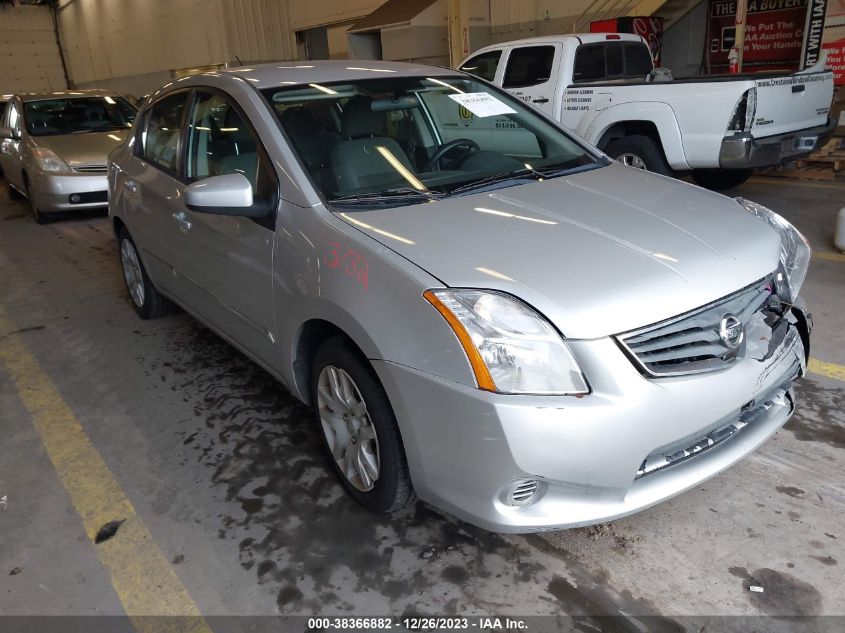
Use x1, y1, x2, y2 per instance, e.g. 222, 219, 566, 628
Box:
448, 168, 541, 195
328, 187, 443, 206
449, 160, 603, 196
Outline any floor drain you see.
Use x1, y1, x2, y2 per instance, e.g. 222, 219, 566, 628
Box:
95, 519, 125, 544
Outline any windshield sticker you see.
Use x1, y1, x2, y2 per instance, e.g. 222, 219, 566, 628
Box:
448, 92, 516, 118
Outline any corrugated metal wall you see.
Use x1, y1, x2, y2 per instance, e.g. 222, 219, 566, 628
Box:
0, 4, 67, 93
57, 0, 227, 93
220, 0, 295, 64
55, 0, 296, 95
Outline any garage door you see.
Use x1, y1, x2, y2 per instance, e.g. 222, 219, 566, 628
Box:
0, 4, 67, 94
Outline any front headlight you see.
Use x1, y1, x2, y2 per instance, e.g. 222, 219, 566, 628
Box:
737, 198, 811, 303
33, 147, 70, 173
424, 289, 589, 395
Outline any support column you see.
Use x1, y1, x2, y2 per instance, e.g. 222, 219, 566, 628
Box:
448, 0, 472, 68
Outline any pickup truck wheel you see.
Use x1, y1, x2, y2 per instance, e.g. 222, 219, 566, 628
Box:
117, 228, 172, 319
311, 337, 415, 513
690, 169, 753, 191
606, 135, 673, 177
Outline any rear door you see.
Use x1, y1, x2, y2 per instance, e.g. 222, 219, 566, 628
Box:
751, 71, 834, 139
177, 89, 278, 367
500, 44, 560, 118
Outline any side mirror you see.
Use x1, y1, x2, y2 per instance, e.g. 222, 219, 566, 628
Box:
0, 127, 16, 140
184, 173, 269, 218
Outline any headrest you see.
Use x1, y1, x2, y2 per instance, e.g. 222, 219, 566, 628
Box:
281, 106, 317, 133
341, 97, 384, 139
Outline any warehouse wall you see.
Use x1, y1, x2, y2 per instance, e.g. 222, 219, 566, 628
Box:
0, 3, 66, 94
56, 0, 295, 97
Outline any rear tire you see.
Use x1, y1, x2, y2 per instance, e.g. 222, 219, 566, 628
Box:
606, 134, 674, 177
690, 168, 753, 191
311, 337, 415, 513
117, 228, 172, 319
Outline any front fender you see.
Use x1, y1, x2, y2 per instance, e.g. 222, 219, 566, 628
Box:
585, 102, 690, 170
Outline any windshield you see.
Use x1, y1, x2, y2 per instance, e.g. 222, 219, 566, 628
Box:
262, 75, 604, 207
24, 96, 137, 137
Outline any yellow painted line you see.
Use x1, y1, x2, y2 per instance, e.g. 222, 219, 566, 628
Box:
814, 251, 845, 263
808, 358, 845, 383
0, 308, 212, 632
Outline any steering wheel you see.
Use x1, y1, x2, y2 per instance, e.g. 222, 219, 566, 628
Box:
424, 138, 480, 171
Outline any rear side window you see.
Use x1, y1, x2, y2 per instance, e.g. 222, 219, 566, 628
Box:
573, 42, 653, 83
459, 50, 501, 82
142, 93, 187, 173
625, 44, 654, 77
503, 46, 555, 88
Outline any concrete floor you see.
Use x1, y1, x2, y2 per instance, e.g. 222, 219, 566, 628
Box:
0, 175, 843, 623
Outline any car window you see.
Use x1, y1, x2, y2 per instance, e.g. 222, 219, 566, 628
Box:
264, 75, 600, 205
625, 43, 654, 77
573, 44, 606, 82
606, 44, 624, 77
503, 46, 555, 88
187, 91, 277, 204
8, 102, 21, 136
23, 96, 136, 137
459, 50, 502, 82
142, 93, 187, 173
573, 43, 653, 83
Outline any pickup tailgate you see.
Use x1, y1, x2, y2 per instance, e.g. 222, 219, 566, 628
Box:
751, 70, 834, 138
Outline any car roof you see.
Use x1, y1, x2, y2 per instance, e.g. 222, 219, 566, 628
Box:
18, 89, 123, 103
219, 59, 464, 90
467, 32, 643, 54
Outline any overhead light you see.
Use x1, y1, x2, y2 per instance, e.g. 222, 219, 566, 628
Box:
346, 67, 396, 73
475, 267, 515, 281
375, 145, 426, 191
104, 96, 116, 104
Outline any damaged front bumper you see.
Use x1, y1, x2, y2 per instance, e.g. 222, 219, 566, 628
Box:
374, 297, 811, 533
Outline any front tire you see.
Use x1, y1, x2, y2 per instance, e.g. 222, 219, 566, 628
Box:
606, 134, 674, 177
23, 175, 50, 224
690, 168, 753, 191
117, 228, 172, 319
311, 337, 414, 513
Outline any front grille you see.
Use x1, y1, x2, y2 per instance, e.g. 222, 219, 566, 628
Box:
73, 165, 107, 173
618, 277, 780, 376
68, 191, 108, 204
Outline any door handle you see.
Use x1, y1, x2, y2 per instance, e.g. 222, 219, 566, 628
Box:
125, 180, 138, 194
172, 210, 192, 233
532, 97, 550, 104
792, 85, 805, 93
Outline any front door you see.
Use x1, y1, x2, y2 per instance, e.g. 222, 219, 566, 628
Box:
501, 44, 560, 119
177, 90, 279, 368
0, 101, 24, 191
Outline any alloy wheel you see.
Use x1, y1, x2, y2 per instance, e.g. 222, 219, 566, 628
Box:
316, 365, 381, 491
120, 239, 145, 308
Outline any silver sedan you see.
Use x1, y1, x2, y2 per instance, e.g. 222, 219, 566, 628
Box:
107, 61, 812, 532
0, 90, 136, 223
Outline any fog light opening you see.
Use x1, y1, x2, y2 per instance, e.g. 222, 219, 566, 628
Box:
69, 193, 81, 204
507, 479, 540, 506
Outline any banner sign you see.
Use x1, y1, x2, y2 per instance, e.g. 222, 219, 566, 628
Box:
708, 0, 808, 72
822, 0, 845, 84
802, 0, 829, 67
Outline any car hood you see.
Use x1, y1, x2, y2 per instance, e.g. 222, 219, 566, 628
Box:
34, 130, 129, 167
336, 164, 782, 339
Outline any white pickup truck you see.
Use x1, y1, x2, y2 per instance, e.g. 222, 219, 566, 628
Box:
459, 33, 835, 189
